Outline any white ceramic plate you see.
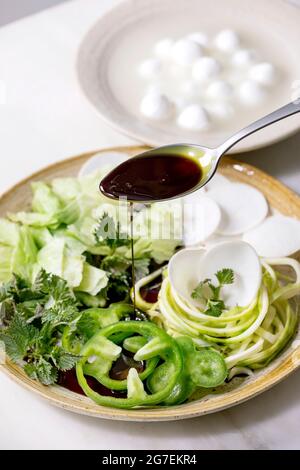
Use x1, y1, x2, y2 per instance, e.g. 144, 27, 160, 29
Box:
1, 147, 300, 421
77, 0, 300, 153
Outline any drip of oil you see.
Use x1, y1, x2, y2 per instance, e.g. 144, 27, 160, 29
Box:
100, 151, 203, 314
129, 202, 136, 313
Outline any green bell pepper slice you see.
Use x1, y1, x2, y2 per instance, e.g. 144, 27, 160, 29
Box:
62, 303, 133, 354
76, 321, 183, 409
177, 336, 228, 388
147, 336, 227, 404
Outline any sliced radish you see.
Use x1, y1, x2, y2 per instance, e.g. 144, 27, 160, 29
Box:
243, 215, 300, 257
198, 241, 262, 307
205, 173, 231, 192
78, 152, 129, 177
168, 241, 261, 308
203, 233, 241, 248
183, 195, 221, 246
168, 247, 206, 306
209, 182, 268, 235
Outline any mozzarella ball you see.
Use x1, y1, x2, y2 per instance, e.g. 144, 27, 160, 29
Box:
138, 58, 162, 78
174, 96, 190, 111
180, 80, 199, 96
215, 29, 240, 52
153, 38, 174, 59
207, 102, 235, 120
249, 62, 276, 86
206, 80, 233, 100
231, 49, 257, 68
171, 38, 203, 66
187, 32, 209, 47
140, 91, 174, 120
177, 104, 210, 130
192, 56, 221, 81
238, 80, 266, 106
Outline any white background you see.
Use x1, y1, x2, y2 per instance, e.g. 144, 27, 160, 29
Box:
0, 0, 299, 450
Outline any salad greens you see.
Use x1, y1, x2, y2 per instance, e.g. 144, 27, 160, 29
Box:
0, 270, 79, 384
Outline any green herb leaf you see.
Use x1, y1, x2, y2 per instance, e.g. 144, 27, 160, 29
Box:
205, 299, 226, 317
191, 279, 211, 300
55, 351, 79, 371
94, 213, 130, 250
134, 258, 150, 281
191, 268, 235, 317
24, 358, 58, 385
216, 268, 234, 286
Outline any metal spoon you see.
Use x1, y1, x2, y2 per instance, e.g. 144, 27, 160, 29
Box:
100, 101, 300, 202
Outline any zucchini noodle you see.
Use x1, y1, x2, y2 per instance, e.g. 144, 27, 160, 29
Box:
135, 257, 299, 374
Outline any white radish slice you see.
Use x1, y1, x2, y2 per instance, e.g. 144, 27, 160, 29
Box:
198, 241, 262, 307
243, 215, 300, 257
209, 182, 268, 235
183, 195, 221, 246
78, 152, 129, 177
168, 241, 261, 308
203, 233, 241, 248
168, 247, 206, 306
205, 173, 231, 191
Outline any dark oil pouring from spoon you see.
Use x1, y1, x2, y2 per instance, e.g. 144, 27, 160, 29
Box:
100, 152, 202, 201
56, 153, 203, 397
100, 152, 202, 312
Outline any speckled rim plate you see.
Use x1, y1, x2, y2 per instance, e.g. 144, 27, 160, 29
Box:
77, 0, 300, 153
0, 146, 300, 421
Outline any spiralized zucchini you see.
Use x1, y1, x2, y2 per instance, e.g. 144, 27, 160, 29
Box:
134, 257, 300, 373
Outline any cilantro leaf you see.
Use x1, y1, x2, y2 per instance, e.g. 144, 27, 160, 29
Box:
191, 268, 235, 317
191, 279, 211, 300
205, 299, 226, 317
216, 268, 234, 286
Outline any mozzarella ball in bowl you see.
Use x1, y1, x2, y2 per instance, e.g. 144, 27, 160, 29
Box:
192, 57, 221, 81
177, 104, 210, 130
140, 91, 174, 120
171, 38, 203, 66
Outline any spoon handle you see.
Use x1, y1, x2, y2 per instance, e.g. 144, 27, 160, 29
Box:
217, 101, 300, 157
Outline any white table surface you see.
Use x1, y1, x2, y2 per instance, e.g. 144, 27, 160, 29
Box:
0, 0, 299, 450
